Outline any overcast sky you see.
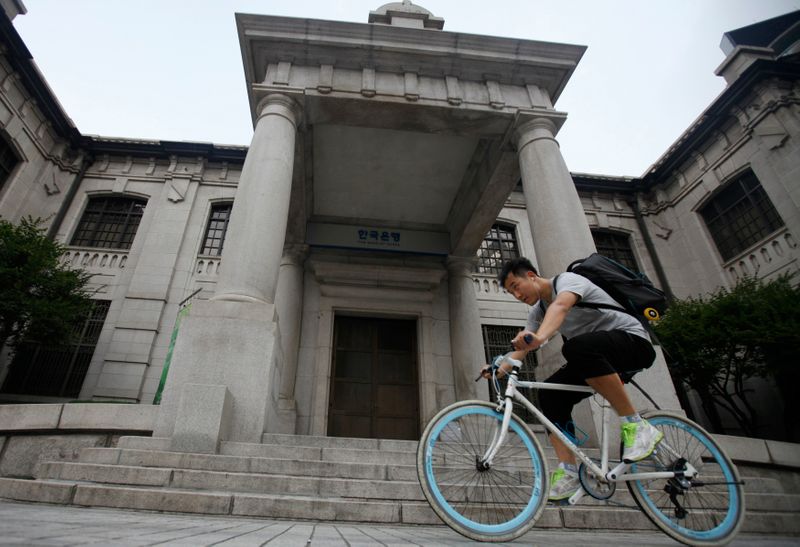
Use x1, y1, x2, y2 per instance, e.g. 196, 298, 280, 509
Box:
12, 0, 800, 176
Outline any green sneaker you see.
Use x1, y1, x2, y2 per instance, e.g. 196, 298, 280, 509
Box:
548, 466, 580, 501
622, 420, 664, 463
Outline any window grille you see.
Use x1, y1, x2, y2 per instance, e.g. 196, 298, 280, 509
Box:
477, 224, 519, 276
700, 171, 784, 261
591, 230, 638, 271
481, 324, 539, 422
0, 135, 18, 192
1, 300, 111, 398
70, 196, 147, 250
200, 202, 232, 256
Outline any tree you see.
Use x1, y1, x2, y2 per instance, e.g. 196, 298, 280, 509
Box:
654, 274, 800, 439
0, 216, 93, 351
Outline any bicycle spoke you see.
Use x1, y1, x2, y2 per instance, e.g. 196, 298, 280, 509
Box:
418, 402, 546, 542
625, 412, 744, 545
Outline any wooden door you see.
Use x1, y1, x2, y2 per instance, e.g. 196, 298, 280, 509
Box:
328, 316, 419, 440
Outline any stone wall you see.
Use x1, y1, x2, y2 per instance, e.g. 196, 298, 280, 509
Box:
0, 404, 157, 478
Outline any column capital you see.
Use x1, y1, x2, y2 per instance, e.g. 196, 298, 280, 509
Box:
446, 255, 478, 277
281, 243, 309, 267
255, 93, 303, 129
514, 116, 560, 153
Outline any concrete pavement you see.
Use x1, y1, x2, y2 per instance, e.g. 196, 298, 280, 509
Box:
0, 500, 798, 546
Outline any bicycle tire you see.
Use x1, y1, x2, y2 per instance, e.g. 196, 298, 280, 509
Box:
626, 410, 745, 546
416, 400, 548, 542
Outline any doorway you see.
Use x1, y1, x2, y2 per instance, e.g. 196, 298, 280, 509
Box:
328, 315, 420, 440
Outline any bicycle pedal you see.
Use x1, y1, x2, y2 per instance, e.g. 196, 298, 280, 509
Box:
547, 498, 572, 507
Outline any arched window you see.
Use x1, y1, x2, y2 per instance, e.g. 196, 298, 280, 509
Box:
200, 202, 233, 256
477, 223, 519, 275
0, 134, 19, 192
70, 196, 147, 250
699, 170, 784, 261
591, 229, 638, 271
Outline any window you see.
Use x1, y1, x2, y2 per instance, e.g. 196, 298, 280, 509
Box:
200, 202, 232, 256
0, 134, 19, 192
477, 223, 519, 275
592, 229, 638, 271
700, 171, 784, 261
481, 324, 538, 422
1, 300, 110, 398
70, 196, 147, 250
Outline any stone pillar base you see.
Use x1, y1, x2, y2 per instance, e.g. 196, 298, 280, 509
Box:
153, 299, 283, 447
272, 396, 298, 435
170, 384, 232, 454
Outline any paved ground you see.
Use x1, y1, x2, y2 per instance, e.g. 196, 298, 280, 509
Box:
0, 500, 798, 546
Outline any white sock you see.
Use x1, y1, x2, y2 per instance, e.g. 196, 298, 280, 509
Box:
559, 461, 578, 475
621, 413, 642, 424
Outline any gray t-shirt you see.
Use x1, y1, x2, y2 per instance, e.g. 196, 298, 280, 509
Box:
526, 272, 651, 342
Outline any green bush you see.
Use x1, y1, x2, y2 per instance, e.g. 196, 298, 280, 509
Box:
0, 216, 93, 350
654, 274, 800, 438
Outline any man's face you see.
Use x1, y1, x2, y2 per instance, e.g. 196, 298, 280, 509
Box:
503, 271, 539, 305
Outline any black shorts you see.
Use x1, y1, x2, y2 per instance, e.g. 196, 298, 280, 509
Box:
537, 330, 656, 434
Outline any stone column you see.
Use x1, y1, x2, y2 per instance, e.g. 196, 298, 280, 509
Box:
276, 244, 308, 402
447, 257, 485, 401
514, 116, 682, 446
152, 93, 303, 449
515, 117, 595, 277
213, 93, 302, 304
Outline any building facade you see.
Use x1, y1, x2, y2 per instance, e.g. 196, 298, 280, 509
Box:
0, 3, 797, 445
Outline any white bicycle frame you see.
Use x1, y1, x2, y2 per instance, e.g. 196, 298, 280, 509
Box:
482, 365, 697, 505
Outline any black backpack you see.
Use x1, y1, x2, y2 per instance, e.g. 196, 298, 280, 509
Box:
556, 253, 668, 323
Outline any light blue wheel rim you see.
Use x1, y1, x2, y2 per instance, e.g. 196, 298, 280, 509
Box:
631, 416, 741, 542
423, 405, 545, 536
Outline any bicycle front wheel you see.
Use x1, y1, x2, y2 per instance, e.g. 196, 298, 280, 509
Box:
627, 411, 745, 546
416, 400, 548, 543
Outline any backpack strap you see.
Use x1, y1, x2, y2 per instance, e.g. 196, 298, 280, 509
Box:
558, 272, 628, 314
574, 301, 628, 314
543, 274, 560, 313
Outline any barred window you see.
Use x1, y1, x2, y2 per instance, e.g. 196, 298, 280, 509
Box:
1, 300, 110, 398
477, 224, 519, 276
0, 134, 19, 192
481, 324, 538, 422
700, 171, 784, 261
70, 196, 147, 250
200, 202, 232, 256
592, 229, 638, 271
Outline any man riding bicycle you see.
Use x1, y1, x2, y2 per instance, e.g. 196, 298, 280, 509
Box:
481, 257, 663, 501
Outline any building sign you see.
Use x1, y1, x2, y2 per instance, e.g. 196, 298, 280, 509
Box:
307, 222, 449, 255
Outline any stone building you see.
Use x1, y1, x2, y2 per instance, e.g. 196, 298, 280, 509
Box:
0, 1, 797, 448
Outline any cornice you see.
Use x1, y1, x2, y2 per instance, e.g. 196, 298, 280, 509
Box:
643, 58, 800, 186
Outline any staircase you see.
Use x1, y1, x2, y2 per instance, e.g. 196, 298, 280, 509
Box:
1, 431, 799, 535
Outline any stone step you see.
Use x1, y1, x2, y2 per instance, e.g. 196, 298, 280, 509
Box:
79, 447, 418, 482
79, 446, 790, 500
260, 433, 419, 452
2, 477, 799, 535
37, 462, 426, 501
38, 459, 800, 517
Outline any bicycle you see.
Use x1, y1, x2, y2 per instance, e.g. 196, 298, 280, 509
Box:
416, 351, 745, 545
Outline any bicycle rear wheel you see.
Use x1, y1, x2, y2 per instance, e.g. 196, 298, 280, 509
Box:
416, 400, 548, 542
626, 410, 745, 546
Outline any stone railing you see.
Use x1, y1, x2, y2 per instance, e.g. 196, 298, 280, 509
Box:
725, 229, 798, 282
473, 273, 516, 300
194, 256, 221, 277
63, 248, 128, 272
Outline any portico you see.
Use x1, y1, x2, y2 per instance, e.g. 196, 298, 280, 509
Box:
152, 2, 617, 450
